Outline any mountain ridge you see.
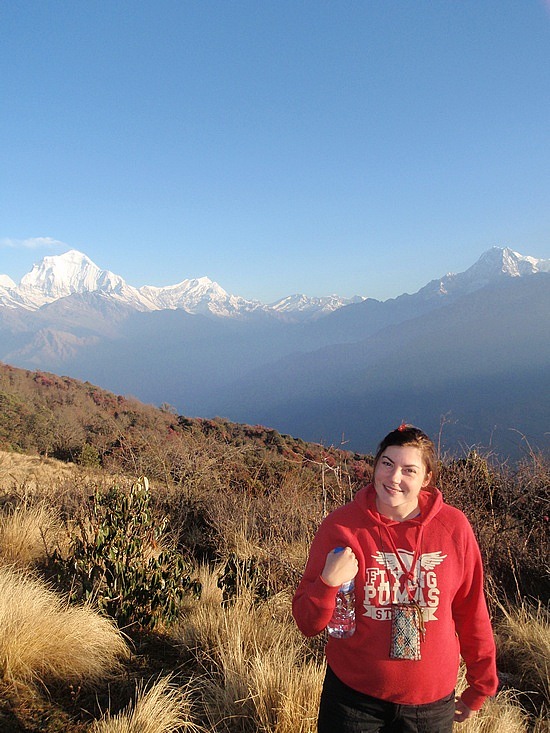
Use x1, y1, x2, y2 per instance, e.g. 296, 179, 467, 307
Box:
1, 245, 548, 321
203, 274, 549, 456
1, 245, 548, 458
0, 249, 365, 321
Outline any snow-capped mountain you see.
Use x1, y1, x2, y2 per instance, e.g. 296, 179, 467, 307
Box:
0, 250, 258, 316
0, 273, 31, 309
0, 274, 16, 289
269, 293, 366, 321
140, 278, 264, 318
1, 245, 548, 321
14, 250, 155, 311
0, 249, 363, 320
20, 249, 124, 298
419, 246, 550, 299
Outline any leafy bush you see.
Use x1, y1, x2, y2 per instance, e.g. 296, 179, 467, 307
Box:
76, 442, 101, 468
52, 477, 200, 629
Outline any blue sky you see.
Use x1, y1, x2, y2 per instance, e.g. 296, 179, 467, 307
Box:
1, 1, 549, 302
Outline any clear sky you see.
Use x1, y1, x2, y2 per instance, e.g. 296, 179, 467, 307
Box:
1, 1, 549, 303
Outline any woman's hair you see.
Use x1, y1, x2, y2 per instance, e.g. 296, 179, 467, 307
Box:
373, 424, 438, 484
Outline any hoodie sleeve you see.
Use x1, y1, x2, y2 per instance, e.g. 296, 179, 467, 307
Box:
292, 526, 341, 637
451, 518, 499, 710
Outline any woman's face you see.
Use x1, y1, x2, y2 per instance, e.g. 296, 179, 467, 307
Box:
373, 444, 432, 521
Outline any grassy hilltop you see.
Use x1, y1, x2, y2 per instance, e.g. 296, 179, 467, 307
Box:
0, 362, 548, 732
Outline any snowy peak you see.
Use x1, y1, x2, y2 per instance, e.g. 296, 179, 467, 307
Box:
0, 274, 16, 289
140, 277, 263, 317
0, 249, 264, 317
13, 250, 155, 311
0, 274, 27, 309
19, 250, 123, 299
1, 244, 547, 317
418, 246, 550, 299
467, 246, 547, 278
269, 293, 366, 321
16, 249, 142, 310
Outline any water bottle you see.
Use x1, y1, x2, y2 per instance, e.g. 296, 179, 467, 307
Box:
326, 548, 356, 639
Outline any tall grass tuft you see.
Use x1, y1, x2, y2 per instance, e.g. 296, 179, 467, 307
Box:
175, 568, 324, 733
0, 565, 129, 688
0, 501, 60, 567
456, 666, 530, 732
91, 676, 206, 733
494, 599, 549, 725
495, 600, 550, 733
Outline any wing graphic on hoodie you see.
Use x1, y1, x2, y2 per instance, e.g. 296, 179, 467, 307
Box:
372, 550, 447, 575
419, 552, 447, 570
372, 552, 404, 576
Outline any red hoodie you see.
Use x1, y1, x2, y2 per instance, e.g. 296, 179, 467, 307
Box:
292, 484, 498, 711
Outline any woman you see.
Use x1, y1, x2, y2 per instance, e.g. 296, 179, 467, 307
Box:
292, 425, 498, 732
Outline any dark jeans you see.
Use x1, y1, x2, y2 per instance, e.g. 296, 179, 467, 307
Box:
318, 666, 456, 733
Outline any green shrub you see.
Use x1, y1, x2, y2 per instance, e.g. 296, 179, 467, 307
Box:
52, 477, 200, 629
76, 442, 101, 468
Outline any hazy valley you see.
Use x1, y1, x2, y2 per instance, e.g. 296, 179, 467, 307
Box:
1, 245, 549, 459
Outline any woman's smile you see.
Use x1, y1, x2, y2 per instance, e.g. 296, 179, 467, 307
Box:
383, 484, 403, 494
374, 445, 432, 520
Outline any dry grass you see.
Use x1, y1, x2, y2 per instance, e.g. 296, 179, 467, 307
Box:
174, 570, 324, 733
455, 665, 531, 732
175, 571, 546, 733
0, 450, 79, 496
495, 600, 550, 703
0, 500, 61, 567
0, 449, 129, 514
0, 446, 547, 732
0, 565, 129, 689
249, 652, 324, 733
177, 579, 547, 733
456, 692, 530, 732
91, 676, 207, 733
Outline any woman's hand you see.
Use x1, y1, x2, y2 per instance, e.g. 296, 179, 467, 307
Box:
321, 546, 358, 587
454, 697, 475, 723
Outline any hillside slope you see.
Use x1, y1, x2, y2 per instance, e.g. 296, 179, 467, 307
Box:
0, 361, 370, 483
204, 274, 550, 457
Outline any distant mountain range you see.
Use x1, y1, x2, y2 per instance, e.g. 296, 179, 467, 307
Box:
1, 246, 549, 458
0, 249, 364, 319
